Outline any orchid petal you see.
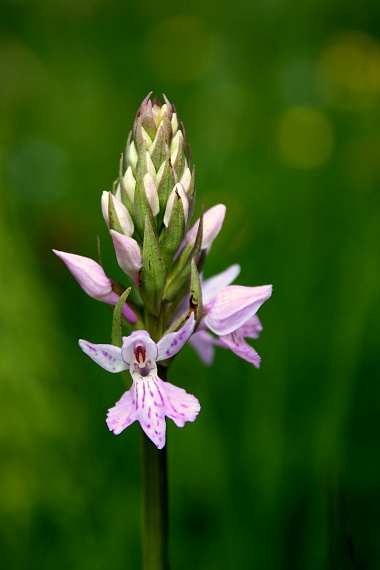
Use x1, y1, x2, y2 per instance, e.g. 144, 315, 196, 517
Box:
219, 331, 261, 368
189, 330, 223, 365
106, 373, 200, 448
157, 313, 195, 361
186, 204, 226, 250
106, 388, 138, 435
205, 284, 272, 335
78, 340, 127, 373
162, 379, 201, 427
202, 264, 241, 305
53, 250, 112, 299
54, 250, 137, 323
238, 314, 263, 339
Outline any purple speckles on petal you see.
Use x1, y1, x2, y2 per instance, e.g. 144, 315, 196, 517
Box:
79, 339, 127, 374
156, 314, 195, 361
82, 318, 200, 449
107, 368, 200, 448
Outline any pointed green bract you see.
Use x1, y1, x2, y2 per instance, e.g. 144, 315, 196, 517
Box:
190, 258, 203, 328
186, 166, 196, 223
111, 287, 131, 347
156, 155, 175, 230
163, 209, 203, 302
150, 114, 172, 171
134, 168, 155, 236
140, 215, 166, 315
159, 189, 186, 270
136, 140, 148, 177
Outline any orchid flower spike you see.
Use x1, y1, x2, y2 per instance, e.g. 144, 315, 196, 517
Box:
53, 250, 137, 323
190, 264, 272, 367
79, 314, 200, 449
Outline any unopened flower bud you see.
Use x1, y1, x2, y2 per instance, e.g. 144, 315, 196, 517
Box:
155, 161, 166, 189
110, 230, 142, 286
143, 173, 159, 216
186, 204, 226, 250
127, 141, 138, 171
171, 112, 178, 135
53, 250, 137, 322
170, 130, 183, 165
145, 151, 156, 178
180, 165, 192, 193
141, 127, 153, 149
164, 183, 189, 227
102, 191, 134, 236
122, 166, 136, 203
152, 102, 171, 126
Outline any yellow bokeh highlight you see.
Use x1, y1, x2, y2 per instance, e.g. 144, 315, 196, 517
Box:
320, 30, 380, 110
276, 106, 334, 169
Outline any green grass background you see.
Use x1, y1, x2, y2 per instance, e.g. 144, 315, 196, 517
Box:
1, 0, 380, 568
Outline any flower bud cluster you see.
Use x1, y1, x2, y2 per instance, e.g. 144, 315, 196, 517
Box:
98, 93, 226, 338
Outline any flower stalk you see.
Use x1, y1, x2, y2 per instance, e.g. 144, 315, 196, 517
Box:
141, 366, 169, 570
53, 93, 272, 570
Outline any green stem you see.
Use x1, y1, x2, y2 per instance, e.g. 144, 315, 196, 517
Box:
141, 365, 169, 570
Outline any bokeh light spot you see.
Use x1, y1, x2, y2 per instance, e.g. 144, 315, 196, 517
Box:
320, 30, 380, 110
276, 106, 334, 169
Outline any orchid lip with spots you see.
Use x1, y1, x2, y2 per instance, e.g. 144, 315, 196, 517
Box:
79, 314, 199, 449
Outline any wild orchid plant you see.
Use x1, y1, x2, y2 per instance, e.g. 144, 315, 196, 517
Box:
54, 93, 272, 570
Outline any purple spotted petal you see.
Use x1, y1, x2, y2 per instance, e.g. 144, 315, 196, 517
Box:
202, 264, 240, 305
157, 313, 195, 361
238, 314, 263, 339
189, 330, 224, 365
78, 339, 127, 373
106, 388, 138, 435
219, 331, 261, 368
205, 285, 272, 336
106, 373, 200, 449
162, 379, 201, 427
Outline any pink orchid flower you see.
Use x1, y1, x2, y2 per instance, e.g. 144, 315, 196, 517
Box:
79, 314, 199, 449
190, 265, 272, 367
53, 250, 137, 323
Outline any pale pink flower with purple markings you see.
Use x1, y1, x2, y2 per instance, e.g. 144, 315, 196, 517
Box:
79, 314, 199, 449
190, 264, 272, 367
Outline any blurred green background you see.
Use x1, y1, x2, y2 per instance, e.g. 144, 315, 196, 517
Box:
1, 0, 380, 568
